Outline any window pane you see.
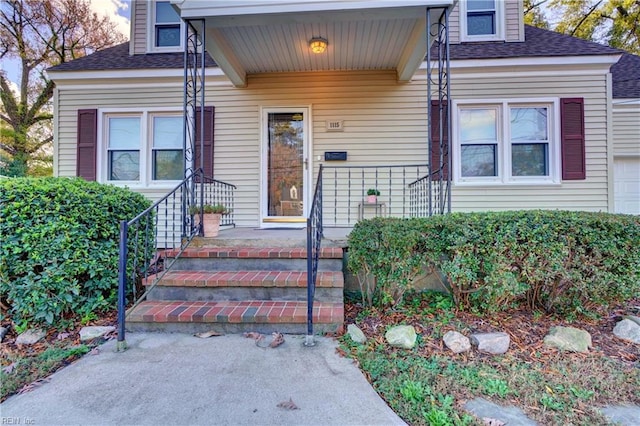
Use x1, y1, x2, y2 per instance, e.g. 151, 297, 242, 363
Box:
109, 117, 140, 149
109, 151, 140, 181
511, 107, 548, 141
156, 26, 180, 47
468, 0, 495, 11
153, 116, 183, 148
512, 144, 548, 176
461, 144, 497, 177
153, 150, 184, 180
467, 12, 495, 35
156, 1, 179, 23
460, 108, 497, 142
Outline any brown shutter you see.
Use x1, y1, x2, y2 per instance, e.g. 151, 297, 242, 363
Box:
76, 109, 98, 181
560, 98, 586, 180
430, 100, 449, 180
195, 106, 215, 177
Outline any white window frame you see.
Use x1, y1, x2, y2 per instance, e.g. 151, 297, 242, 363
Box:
147, 1, 185, 53
98, 107, 186, 188
452, 98, 561, 186
459, 0, 505, 42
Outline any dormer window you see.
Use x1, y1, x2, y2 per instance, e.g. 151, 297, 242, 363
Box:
148, 1, 184, 52
460, 0, 505, 42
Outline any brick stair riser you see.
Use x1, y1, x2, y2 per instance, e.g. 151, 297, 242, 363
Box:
146, 286, 343, 303
171, 257, 343, 272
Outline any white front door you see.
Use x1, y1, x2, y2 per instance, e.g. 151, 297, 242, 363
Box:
261, 108, 310, 227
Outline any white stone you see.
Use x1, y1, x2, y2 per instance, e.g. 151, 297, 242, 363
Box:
15, 328, 47, 345
80, 326, 115, 342
543, 326, 592, 353
613, 319, 640, 344
385, 325, 417, 349
347, 324, 367, 344
623, 315, 640, 327
470, 332, 510, 354
443, 331, 471, 354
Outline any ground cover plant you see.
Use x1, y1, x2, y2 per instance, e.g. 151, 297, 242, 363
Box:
0, 177, 153, 331
340, 292, 640, 425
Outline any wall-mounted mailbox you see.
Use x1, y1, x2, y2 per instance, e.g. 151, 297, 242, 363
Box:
324, 151, 347, 161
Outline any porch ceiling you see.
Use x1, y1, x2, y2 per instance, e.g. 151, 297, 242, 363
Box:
174, 1, 453, 87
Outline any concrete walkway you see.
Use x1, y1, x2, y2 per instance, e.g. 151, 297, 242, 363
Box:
1, 333, 405, 426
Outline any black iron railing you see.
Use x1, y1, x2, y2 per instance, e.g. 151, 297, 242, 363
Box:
116, 169, 235, 351
305, 166, 323, 346
320, 164, 429, 226
409, 170, 449, 217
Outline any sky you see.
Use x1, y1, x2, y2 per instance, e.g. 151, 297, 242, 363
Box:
1, 0, 132, 85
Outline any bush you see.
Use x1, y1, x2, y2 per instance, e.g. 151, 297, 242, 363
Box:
0, 177, 153, 329
348, 211, 640, 315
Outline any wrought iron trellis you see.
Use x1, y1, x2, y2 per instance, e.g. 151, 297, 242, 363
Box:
426, 7, 452, 215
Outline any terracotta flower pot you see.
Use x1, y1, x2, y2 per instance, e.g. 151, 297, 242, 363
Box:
195, 213, 221, 237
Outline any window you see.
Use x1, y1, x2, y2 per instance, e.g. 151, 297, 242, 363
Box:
460, 0, 504, 41
149, 1, 183, 51
102, 111, 184, 185
454, 100, 559, 185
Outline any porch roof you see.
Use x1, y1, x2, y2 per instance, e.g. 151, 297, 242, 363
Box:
173, 0, 453, 87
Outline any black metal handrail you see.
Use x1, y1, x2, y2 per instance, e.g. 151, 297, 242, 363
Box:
305, 165, 323, 346
116, 169, 235, 351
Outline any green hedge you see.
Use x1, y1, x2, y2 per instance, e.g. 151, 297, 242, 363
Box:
0, 177, 153, 329
348, 211, 640, 315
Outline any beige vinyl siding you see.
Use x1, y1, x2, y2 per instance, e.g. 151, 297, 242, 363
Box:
449, 6, 460, 44
449, 72, 610, 212
613, 104, 640, 157
132, 0, 147, 55
505, 0, 524, 42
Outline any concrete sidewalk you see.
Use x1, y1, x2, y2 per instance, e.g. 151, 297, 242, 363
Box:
1, 333, 406, 426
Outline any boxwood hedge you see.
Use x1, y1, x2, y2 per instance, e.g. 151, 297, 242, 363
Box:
348, 210, 640, 315
0, 177, 152, 329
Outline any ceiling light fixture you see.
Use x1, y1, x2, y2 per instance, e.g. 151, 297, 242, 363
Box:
309, 37, 328, 54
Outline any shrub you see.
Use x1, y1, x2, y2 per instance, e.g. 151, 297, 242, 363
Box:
347, 211, 640, 315
0, 177, 153, 329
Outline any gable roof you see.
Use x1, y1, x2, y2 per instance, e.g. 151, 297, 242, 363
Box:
449, 25, 619, 60
48, 42, 217, 72
611, 53, 640, 99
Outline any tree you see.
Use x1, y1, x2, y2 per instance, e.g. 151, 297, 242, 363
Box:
525, 0, 640, 55
0, 0, 127, 176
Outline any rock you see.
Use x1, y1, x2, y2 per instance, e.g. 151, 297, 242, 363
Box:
543, 326, 592, 353
15, 328, 47, 345
0, 326, 8, 342
465, 398, 538, 426
613, 319, 640, 344
385, 325, 417, 349
470, 332, 510, 354
443, 331, 471, 354
80, 326, 115, 342
623, 315, 640, 327
347, 324, 367, 344
599, 405, 640, 426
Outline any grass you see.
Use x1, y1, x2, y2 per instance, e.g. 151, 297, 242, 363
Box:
1, 343, 90, 401
340, 292, 640, 425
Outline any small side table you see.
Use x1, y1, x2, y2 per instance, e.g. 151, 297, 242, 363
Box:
358, 200, 387, 220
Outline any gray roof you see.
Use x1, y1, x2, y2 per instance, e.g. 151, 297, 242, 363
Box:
611, 53, 640, 99
49, 25, 637, 99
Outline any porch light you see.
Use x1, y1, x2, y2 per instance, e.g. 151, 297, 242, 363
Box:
309, 37, 328, 54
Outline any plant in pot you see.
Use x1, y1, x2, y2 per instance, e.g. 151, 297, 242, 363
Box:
366, 188, 380, 204
189, 204, 228, 237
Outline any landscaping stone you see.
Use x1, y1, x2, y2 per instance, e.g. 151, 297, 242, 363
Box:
15, 328, 47, 345
470, 332, 510, 354
443, 330, 471, 354
613, 319, 640, 344
599, 405, 640, 426
347, 324, 367, 344
464, 398, 538, 426
385, 325, 416, 349
623, 315, 640, 327
0, 326, 8, 342
80, 326, 115, 342
543, 326, 592, 352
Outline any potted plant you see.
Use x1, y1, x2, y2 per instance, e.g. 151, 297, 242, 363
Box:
366, 188, 380, 204
189, 204, 228, 237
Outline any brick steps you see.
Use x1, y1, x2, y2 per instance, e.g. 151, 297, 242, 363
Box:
127, 245, 345, 334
